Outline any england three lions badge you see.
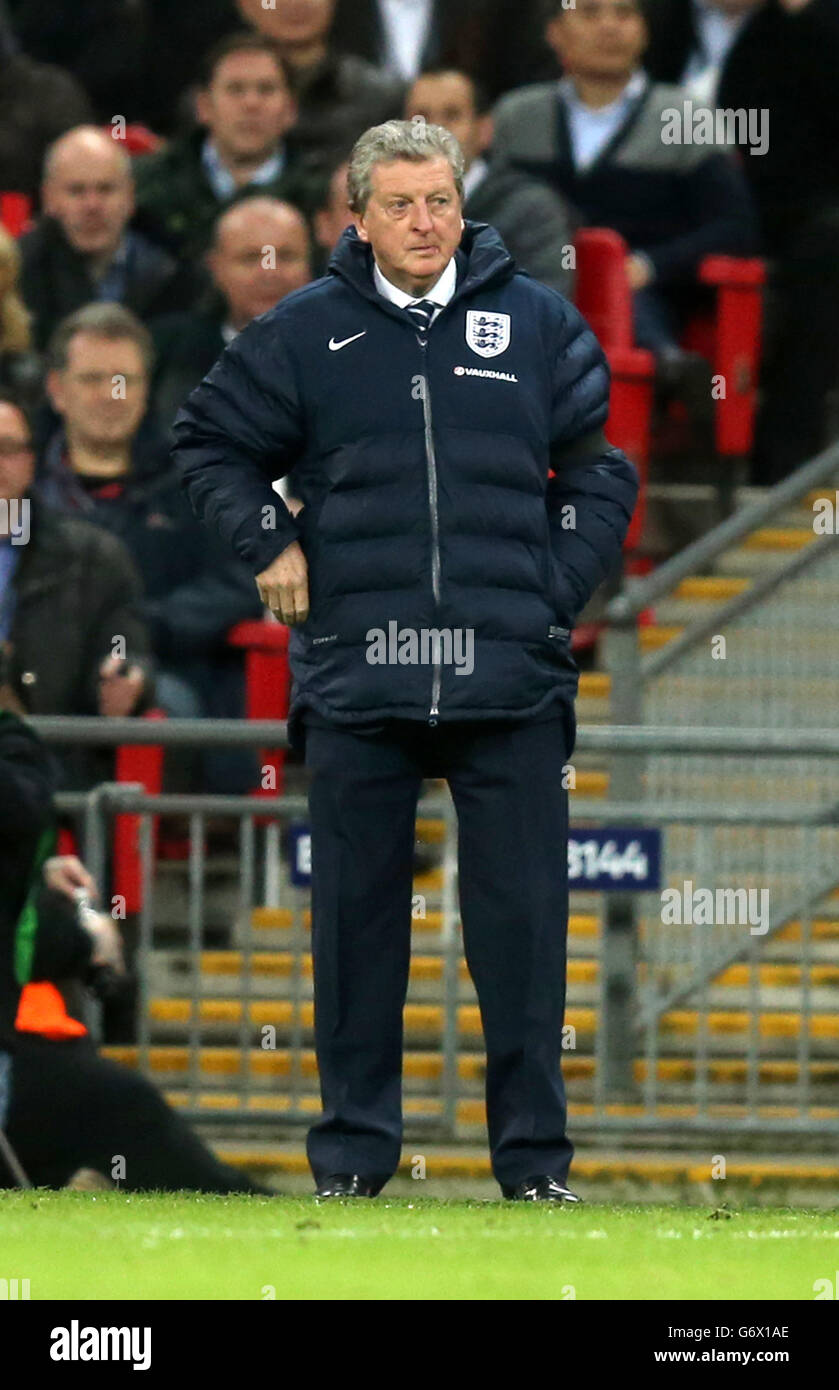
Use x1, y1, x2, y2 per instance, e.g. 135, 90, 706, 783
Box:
465, 310, 511, 358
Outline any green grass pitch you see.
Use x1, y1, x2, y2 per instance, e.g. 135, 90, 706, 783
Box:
1, 1192, 835, 1299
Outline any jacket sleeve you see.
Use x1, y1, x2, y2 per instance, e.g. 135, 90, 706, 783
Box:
80, 530, 156, 713
172, 317, 307, 576
495, 178, 575, 296
545, 300, 640, 624
142, 520, 264, 660
29, 887, 93, 983
0, 717, 55, 838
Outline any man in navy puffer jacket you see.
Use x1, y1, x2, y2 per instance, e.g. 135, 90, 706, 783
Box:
174, 119, 638, 1203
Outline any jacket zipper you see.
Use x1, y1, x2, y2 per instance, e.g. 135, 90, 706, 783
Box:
419, 337, 442, 726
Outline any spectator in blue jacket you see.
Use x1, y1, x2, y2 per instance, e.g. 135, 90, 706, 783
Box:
38, 303, 264, 791
492, 0, 758, 381
173, 119, 638, 1202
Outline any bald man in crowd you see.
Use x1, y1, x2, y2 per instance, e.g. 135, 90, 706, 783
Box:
20, 126, 198, 353
151, 197, 312, 431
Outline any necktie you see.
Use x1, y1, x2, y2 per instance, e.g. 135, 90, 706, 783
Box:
405, 298, 437, 342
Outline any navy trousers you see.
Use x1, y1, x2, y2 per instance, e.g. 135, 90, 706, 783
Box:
303, 712, 575, 1189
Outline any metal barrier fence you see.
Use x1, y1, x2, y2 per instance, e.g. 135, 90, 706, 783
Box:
32, 717, 839, 1143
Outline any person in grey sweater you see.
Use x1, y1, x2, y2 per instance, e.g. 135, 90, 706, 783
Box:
405, 68, 575, 296
490, 0, 757, 369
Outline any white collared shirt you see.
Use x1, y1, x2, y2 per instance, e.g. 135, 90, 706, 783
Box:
462, 157, 489, 203
373, 254, 457, 325
559, 70, 647, 172
201, 138, 285, 201
683, 0, 749, 101
377, 0, 434, 80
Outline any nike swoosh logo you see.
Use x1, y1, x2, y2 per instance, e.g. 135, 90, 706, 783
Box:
328, 332, 366, 351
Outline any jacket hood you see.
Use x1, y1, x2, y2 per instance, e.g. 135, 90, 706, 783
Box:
327, 221, 518, 305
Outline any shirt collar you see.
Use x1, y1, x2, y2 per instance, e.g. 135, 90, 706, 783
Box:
109, 234, 131, 270
463, 157, 489, 202
372, 253, 458, 309
201, 138, 285, 201
559, 68, 647, 115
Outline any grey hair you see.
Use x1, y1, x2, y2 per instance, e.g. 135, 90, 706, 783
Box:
347, 119, 465, 213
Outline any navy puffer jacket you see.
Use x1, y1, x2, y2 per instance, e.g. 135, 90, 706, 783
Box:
173, 223, 638, 727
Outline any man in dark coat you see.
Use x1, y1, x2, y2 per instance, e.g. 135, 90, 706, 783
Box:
0, 395, 153, 790
39, 303, 264, 790
134, 31, 313, 260
173, 120, 638, 1202
150, 196, 312, 432
235, 0, 405, 176
20, 126, 198, 353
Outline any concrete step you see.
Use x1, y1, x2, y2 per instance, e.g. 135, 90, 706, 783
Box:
146, 997, 839, 1051
153, 949, 839, 998
102, 1044, 839, 1092
161, 1089, 839, 1127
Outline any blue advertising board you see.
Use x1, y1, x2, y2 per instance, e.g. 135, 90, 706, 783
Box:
568, 827, 661, 891
288, 824, 660, 892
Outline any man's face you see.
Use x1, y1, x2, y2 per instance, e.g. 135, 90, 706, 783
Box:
0, 402, 34, 505
547, 0, 647, 82
236, 0, 335, 45
209, 206, 311, 327
196, 52, 296, 162
43, 142, 133, 257
314, 162, 353, 252
405, 74, 490, 170
48, 333, 149, 451
355, 158, 464, 295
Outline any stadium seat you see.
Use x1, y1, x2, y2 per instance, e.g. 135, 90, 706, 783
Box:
574, 229, 653, 559
102, 123, 163, 157
113, 710, 165, 915
0, 192, 32, 237
227, 619, 290, 797
574, 227, 766, 467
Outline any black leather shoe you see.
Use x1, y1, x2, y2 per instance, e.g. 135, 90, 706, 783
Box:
314, 1173, 381, 1198
502, 1176, 582, 1203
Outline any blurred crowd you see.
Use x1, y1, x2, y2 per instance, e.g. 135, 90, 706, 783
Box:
0, 0, 837, 794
